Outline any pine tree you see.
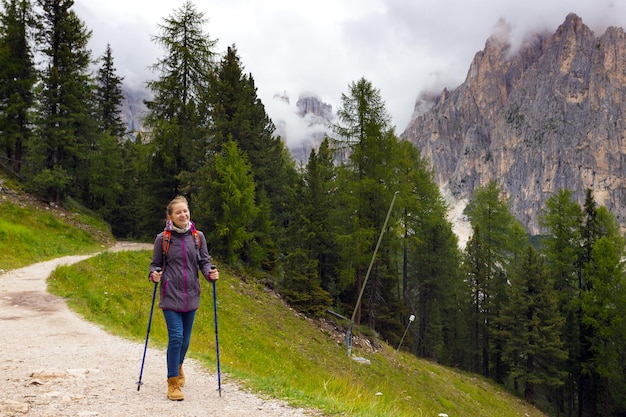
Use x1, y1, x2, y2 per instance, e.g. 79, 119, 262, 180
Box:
206, 44, 298, 269
578, 202, 626, 416
281, 184, 333, 316
0, 0, 36, 174
192, 139, 259, 264
463, 181, 527, 378
301, 138, 340, 297
498, 245, 567, 404
577, 189, 602, 416
72, 43, 127, 220
464, 223, 490, 374
279, 139, 337, 317
31, 0, 96, 204
580, 233, 626, 416
83, 131, 124, 218
95, 44, 126, 139
580, 189, 601, 273
108, 133, 162, 239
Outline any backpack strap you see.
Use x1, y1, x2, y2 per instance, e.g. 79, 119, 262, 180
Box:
192, 229, 200, 251
161, 230, 172, 270
191, 229, 201, 263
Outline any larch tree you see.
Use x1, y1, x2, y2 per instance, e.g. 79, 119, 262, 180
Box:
143, 0, 217, 226
394, 140, 462, 360
331, 77, 401, 337
538, 188, 583, 416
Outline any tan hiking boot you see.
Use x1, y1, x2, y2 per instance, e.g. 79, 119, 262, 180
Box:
178, 363, 185, 387
167, 376, 184, 401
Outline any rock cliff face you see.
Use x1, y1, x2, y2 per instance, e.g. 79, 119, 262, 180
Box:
274, 94, 334, 163
296, 95, 333, 119
401, 14, 626, 235
120, 85, 149, 139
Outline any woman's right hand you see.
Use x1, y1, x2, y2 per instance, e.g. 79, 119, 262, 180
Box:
209, 266, 219, 281
151, 269, 162, 283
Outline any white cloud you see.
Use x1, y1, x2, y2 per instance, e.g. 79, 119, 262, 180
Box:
75, 0, 626, 133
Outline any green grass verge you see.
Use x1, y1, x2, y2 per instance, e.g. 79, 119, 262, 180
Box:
0, 201, 112, 270
47, 250, 547, 417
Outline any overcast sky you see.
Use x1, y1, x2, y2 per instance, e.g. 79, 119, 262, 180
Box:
74, 0, 626, 138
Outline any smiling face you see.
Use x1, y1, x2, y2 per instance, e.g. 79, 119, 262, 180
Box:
168, 201, 190, 229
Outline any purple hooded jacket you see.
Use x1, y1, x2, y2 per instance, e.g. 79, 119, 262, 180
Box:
149, 221, 214, 312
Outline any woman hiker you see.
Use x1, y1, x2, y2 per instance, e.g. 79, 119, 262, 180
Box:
149, 195, 219, 401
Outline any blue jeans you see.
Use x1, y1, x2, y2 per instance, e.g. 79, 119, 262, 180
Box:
162, 309, 197, 378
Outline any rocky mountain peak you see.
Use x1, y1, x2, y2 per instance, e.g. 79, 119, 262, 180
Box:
296, 95, 333, 119
401, 13, 626, 235
270, 92, 334, 163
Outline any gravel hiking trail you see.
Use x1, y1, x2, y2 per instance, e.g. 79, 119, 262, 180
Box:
0, 242, 321, 417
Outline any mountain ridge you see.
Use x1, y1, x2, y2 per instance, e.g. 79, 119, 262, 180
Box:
401, 13, 626, 235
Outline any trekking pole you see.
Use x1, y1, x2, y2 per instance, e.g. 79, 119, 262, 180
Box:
137, 268, 159, 391
211, 270, 222, 397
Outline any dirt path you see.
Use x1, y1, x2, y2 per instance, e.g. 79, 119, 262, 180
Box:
0, 242, 319, 417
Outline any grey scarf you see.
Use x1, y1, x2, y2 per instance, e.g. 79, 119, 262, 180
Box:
168, 220, 191, 234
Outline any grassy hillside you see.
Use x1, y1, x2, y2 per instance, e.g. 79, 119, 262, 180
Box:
0, 176, 113, 270
46, 250, 547, 417
1, 177, 546, 417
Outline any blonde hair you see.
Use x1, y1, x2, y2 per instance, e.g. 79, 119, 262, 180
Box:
166, 195, 189, 217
